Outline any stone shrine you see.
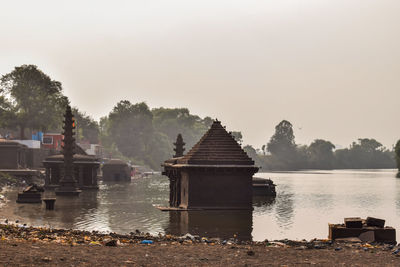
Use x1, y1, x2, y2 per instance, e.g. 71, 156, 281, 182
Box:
163, 120, 259, 210
55, 105, 81, 196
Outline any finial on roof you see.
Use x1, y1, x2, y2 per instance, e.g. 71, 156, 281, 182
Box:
214, 118, 220, 123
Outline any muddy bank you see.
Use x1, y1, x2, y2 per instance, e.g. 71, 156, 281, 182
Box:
1, 223, 400, 266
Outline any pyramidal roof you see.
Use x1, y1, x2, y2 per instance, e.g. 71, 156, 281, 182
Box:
176, 120, 255, 165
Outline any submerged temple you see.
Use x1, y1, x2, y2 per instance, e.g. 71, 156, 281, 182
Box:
163, 120, 259, 210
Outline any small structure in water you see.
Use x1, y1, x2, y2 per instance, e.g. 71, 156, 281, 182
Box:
16, 184, 43, 203
55, 105, 81, 196
43, 154, 100, 189
162, 120, 259, 210
0, 139, 27, 169
252, 177, 276, 197
102, 159, 131, 182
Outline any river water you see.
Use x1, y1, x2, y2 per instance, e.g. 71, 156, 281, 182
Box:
1, 169, 399, 241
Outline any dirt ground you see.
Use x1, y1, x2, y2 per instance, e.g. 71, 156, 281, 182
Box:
0, 239, 399, 267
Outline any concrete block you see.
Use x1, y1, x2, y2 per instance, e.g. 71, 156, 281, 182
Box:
366, 217, 385, 228
344, 217, 363, 228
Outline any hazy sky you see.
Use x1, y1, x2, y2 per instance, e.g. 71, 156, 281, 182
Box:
1, 0, 399, 149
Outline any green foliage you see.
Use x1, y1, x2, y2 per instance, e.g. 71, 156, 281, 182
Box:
99, 103, 212, 170
231, 131, 243, 144
308, 139, 335, 169
107, 100, 153, 159
151, 107, 210, 151
334, 139, 394, 169
266, 120, 299, 169
251, 120, 396, 171
0, 65, 68, 139
72, 108, 100, 144
395, 140, 400, 172
267, 120, 296, 157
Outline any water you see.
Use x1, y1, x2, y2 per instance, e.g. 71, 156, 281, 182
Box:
1, 169, 399, 241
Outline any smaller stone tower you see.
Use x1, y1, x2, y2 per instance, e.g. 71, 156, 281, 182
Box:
173, 134, 185, 158
55, 105, 81, 196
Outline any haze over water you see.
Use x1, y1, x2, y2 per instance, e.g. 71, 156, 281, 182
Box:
2, 169, 399, 241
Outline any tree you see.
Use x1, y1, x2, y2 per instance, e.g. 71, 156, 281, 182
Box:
151, 107, 210, 150
0, 95, 17, 129
0, 65, 68, 139
266, 120, 298, 168
308, 139, 335, 169
72, 108, 100, 144
231, 131, 243, 144
395, 140, 400, 177
335, 138, 395, 169
107, 100, 153, 159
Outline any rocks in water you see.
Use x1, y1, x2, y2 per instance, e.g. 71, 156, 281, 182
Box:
16, 184, 43, 203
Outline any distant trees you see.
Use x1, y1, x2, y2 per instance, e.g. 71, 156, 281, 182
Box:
99, 102, 212, 170
152, 107, 211, 151
307, 139, 335, 169
231, 131, 243, 144
266, 120, 299, 170
248, 120, 396, 171
395, 140, 400, 177
72, 108, 100, 144
0, 65, 68, 139
106, 100, 154, 159
334, 139, 394, 169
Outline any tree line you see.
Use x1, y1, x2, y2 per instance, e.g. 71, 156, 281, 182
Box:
1, 65, 399, 171
243, 120, 397, 171
0, 65, 212, 170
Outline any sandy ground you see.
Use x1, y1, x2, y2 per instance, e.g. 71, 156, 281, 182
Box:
1, 239, 400, 266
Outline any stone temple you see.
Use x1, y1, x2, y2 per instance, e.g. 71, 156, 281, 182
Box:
162, 120, 259, 210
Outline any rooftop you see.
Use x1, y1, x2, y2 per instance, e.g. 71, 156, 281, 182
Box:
175, 120, 255, 166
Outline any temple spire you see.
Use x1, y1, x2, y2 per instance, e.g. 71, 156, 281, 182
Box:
173, 134, 185, 158
55, 105, 81, 196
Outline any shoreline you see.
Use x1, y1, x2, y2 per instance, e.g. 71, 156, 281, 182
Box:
1, 223, 400, 266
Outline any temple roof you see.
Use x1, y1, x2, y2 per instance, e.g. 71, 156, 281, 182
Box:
175, 120, 255, 166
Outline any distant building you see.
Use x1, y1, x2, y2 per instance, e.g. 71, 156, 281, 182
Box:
102, 159, 131, 182
42, 133, 63, 151
43, 154, 100, 189
163, 120, 259, 210
0, 139, 27, 169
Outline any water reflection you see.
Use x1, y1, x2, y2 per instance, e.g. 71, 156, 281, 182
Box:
165, 210, 253, 241
2, 170, 400, 241
274, 184, 294, 229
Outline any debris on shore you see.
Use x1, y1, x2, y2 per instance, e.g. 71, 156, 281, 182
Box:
0, 221, 398, 252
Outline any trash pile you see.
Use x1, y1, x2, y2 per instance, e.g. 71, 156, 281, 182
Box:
0, 218, 399, 256
0, 222, 243, 247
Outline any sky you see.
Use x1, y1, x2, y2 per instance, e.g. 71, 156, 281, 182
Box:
1, 0, 399, 149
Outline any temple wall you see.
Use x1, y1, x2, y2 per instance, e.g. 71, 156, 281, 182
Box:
182, 169, 253, 209
179, 171, 190, 208
0, 147, 21, 169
